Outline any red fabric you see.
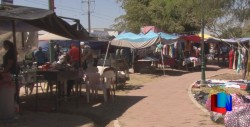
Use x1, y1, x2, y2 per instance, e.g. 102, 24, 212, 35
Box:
69, 46, 80, 62
181, 35, 201, 42
229, 49, 234, 69
240, 85, 247, 90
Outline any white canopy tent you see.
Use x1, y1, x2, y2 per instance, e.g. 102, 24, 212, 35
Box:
38, 32, 71, 41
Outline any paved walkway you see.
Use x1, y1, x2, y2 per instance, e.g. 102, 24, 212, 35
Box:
118, 65, 234, 127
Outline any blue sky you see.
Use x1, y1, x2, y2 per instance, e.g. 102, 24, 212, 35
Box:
10, 0, 125, 29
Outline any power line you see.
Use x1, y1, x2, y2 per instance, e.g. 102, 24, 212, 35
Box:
94, 12, 116, 19
23, 0, 83, 13
23, 0, 114, 29
23, 0, 47, 7
92, 14, 114, 21
81, 0, 95, 32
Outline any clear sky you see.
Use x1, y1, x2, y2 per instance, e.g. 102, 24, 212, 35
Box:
11, 0, 125, 29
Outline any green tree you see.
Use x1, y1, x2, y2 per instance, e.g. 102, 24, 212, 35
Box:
113, 0, 250, 37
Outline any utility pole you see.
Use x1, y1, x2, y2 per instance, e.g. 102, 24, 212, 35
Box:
48, 0, 55, 62
82, 0, 95, 33
200, 0, 206, 85
48, 0, 55, 11
87, 0, 91, 33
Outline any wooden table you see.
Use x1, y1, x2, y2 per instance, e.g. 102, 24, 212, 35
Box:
137, 58, 158, 73
24, 70, 81, 111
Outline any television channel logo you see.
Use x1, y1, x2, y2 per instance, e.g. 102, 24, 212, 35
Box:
210, 92, 232, 114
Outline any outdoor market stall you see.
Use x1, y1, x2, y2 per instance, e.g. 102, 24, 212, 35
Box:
0, 4, 90, 115
179, 35, 203, 70
109, 31, 179, 74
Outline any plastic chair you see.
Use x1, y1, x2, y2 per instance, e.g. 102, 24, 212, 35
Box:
84, 72, 108, 103
102, 69, 116, 97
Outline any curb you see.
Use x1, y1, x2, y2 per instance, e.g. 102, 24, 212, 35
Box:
187, 81, 210, 116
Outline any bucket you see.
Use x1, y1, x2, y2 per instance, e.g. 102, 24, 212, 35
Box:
0, 73, 15, 120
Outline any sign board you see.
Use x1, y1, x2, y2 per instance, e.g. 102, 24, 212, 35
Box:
1, 0, 13, 5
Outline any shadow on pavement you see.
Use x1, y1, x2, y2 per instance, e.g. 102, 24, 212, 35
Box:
116, 84, 144, 91
205, 66, 220, 72
61, 95, 146, 126
19, 93, 146, 127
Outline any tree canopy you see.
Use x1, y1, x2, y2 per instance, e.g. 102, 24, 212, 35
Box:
113, 0, 250, 38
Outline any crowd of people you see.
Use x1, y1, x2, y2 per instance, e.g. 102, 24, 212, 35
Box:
0, 40, 96, 99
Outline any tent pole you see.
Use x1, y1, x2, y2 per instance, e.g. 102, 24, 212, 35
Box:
49, 41, 52, 62
103, 41, 111, 67
132, 49, 135, 72
12, 20, 19, 104
79, 41, 81, 69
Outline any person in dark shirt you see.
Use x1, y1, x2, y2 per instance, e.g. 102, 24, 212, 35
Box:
35, 47, 46, 66
1, 40, 17, 74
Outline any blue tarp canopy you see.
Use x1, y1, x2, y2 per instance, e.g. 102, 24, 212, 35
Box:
111, 31, 178, 49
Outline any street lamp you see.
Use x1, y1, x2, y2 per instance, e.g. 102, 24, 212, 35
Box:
201, 0, 206, 85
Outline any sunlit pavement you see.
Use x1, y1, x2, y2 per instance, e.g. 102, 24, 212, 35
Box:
117, 65, 232, 127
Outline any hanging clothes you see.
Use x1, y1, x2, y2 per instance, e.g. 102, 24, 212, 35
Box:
236, 49, 242, 73
178, 42, 183, 59
169, 45, 173, 58
171, 44, 175, 58
233, 50, 238, 70
166, 45, 169, 56
162, 44, 167, 55
174, 42, 178, 58
247, 51, 250, 76
229, 49, 234, 69
241, 48, 248, 79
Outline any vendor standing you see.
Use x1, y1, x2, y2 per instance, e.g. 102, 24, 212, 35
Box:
67, 43, 80, 96
35, 47, 46, 66
1, 40, 17, 75
0, 40, 17, 110
69, 43, 80, 68
80, 42, 94, 70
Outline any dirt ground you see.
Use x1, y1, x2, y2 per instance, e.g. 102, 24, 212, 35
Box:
209, 73, 244, 80
0, 72, 162, 127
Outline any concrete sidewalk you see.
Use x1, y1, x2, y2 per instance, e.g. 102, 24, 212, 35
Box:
117, 65, 234, 127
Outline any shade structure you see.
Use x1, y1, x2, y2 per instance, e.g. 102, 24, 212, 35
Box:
111, 31, 178, 49
207, 38, 250, 43
197, 33, 216, 40
39, 32, 71, 41
0, 4, 90, 41
221, 38, 250, 43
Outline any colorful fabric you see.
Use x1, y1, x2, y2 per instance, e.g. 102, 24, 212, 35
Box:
229, 49, 234, 69
224, 94, 250, 127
